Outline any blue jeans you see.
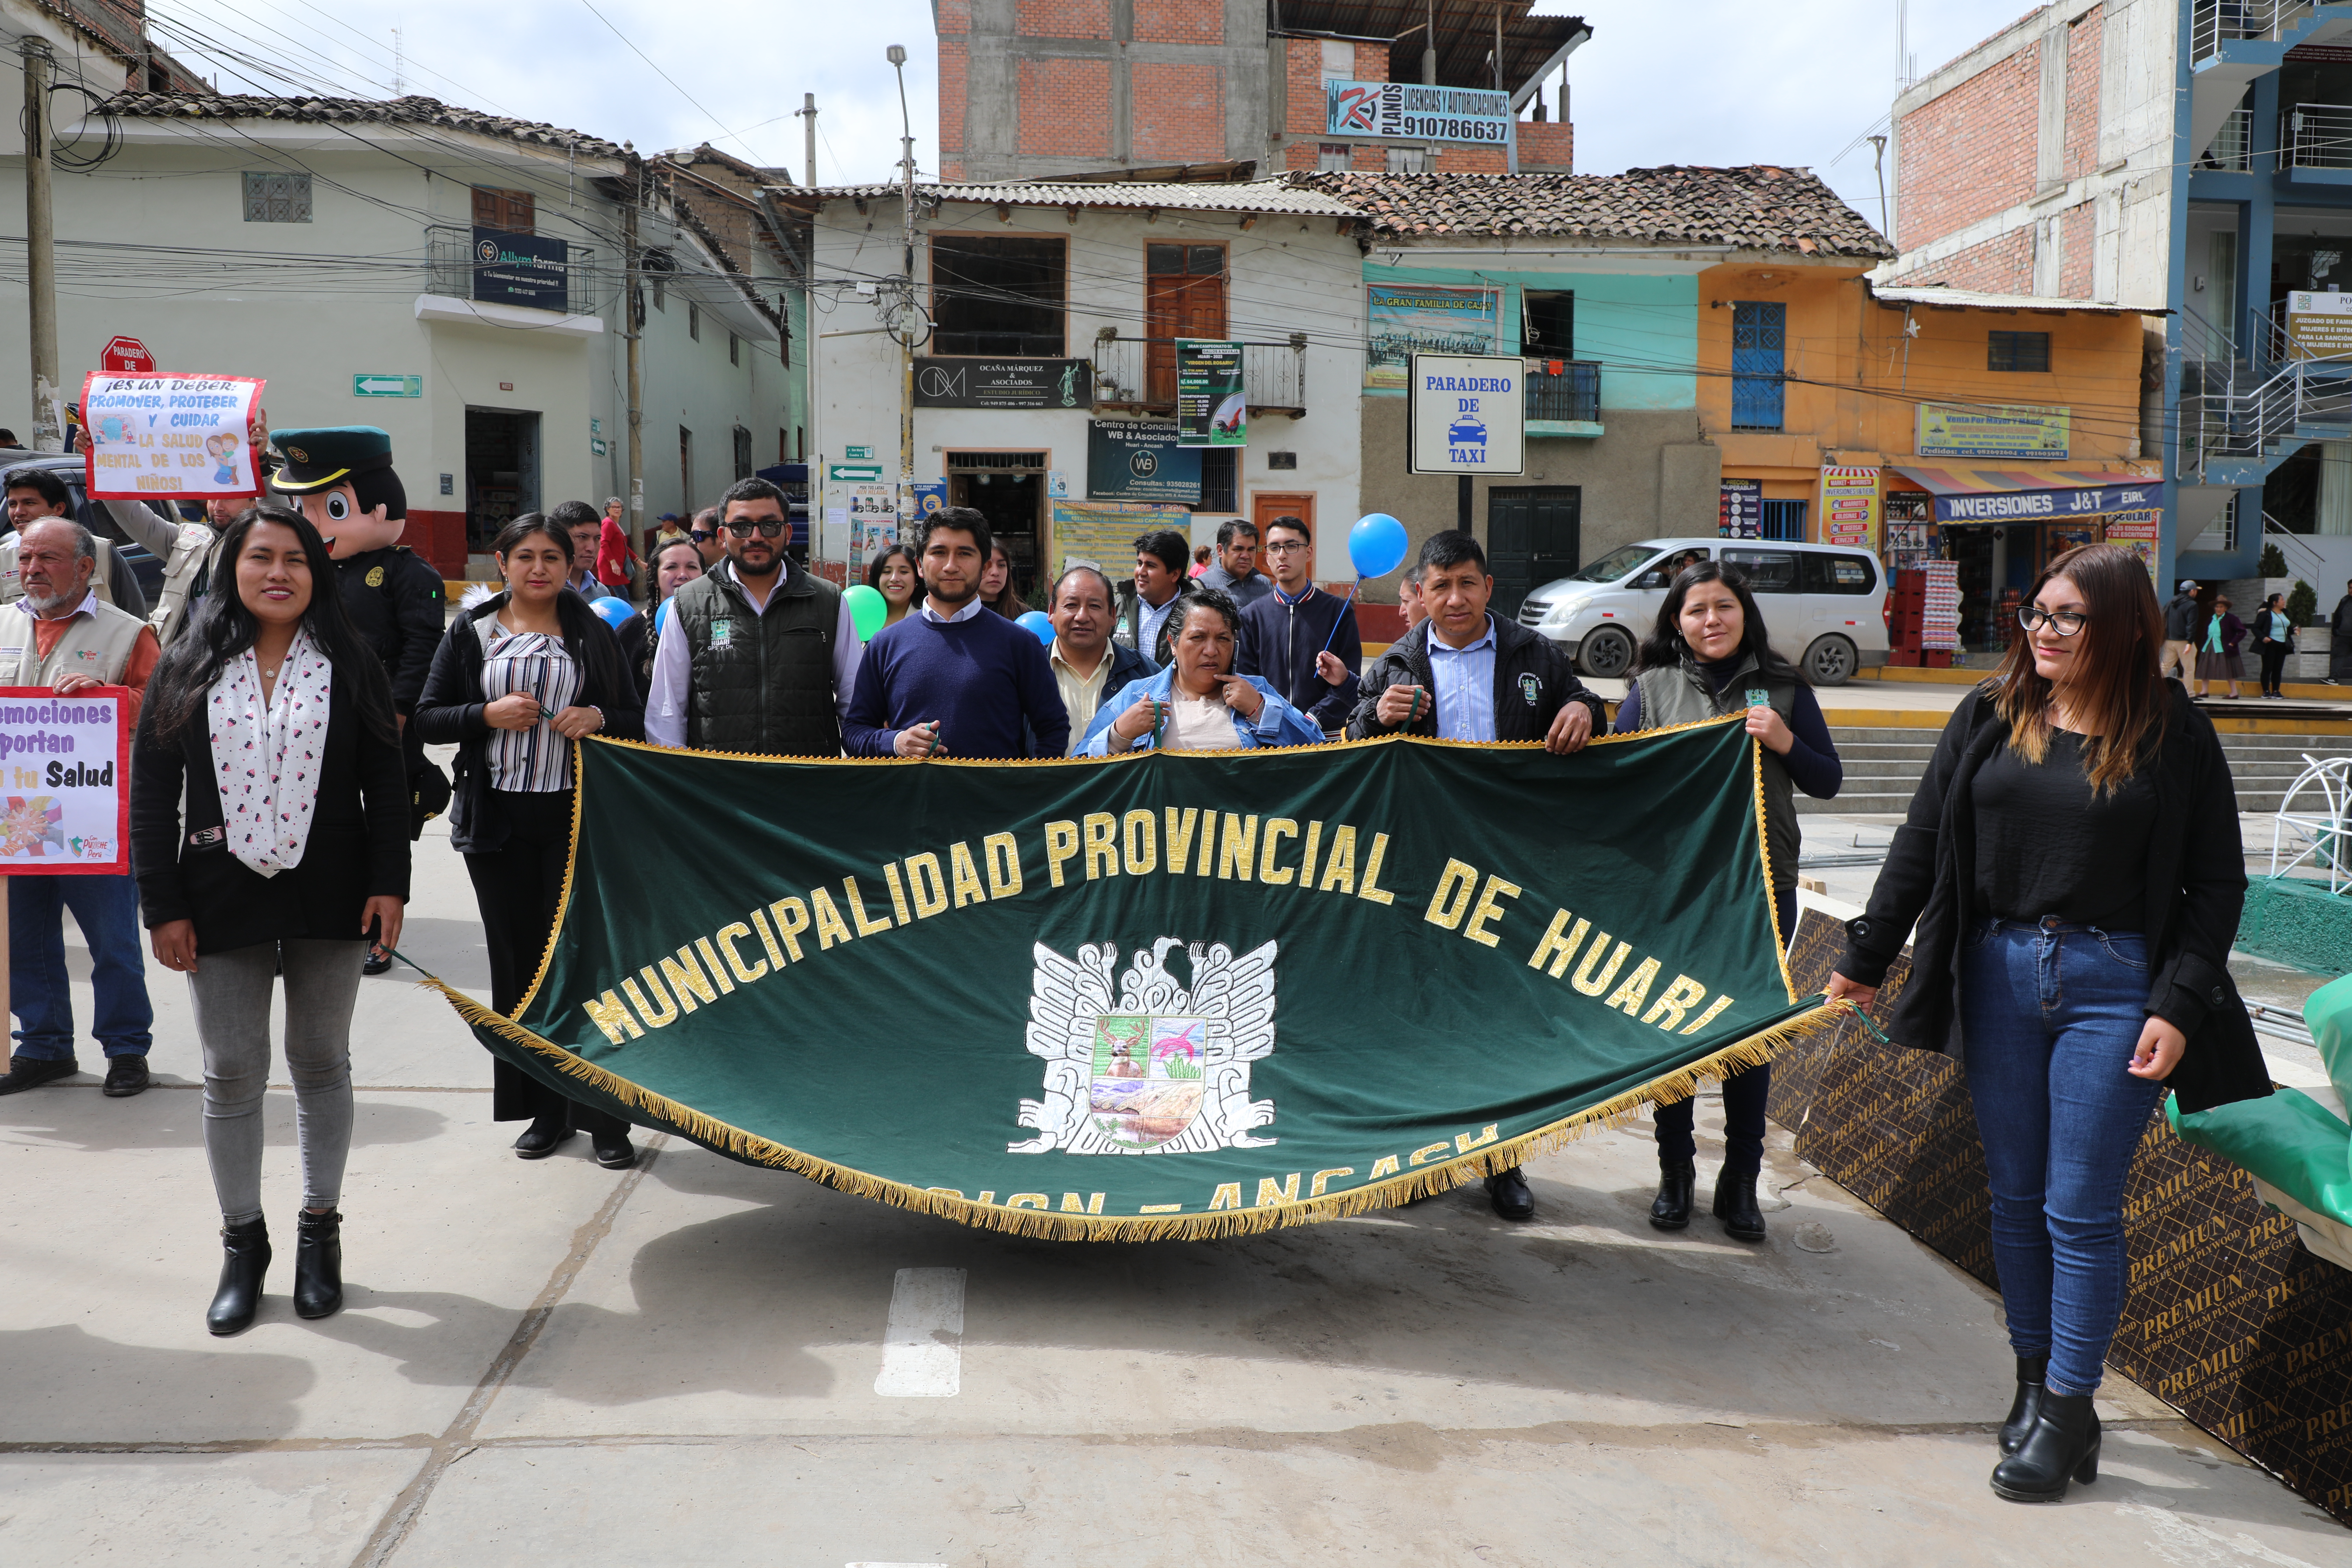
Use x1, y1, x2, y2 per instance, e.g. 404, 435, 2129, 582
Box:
9, 872, 154, 1060
1959, 918, 2165, 1397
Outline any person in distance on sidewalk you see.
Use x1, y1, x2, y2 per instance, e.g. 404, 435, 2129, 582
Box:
414, 515, 644, 1170
1613, 561, 1842, 1243
131, 507, 410, 1334
1825, 544, 2269, 1503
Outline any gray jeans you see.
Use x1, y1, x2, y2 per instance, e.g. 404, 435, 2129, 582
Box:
189, 940, 364, 1223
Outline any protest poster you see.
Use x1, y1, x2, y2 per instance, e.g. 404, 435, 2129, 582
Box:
0, 688, 131, 875
78, 373, 266, 500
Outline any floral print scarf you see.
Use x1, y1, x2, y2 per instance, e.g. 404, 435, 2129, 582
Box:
207, 627, 334, 877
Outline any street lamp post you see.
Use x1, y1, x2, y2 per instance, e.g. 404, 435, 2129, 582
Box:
888, 45, 918, 538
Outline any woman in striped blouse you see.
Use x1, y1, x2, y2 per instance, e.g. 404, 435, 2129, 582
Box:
415, 515, 644, 1168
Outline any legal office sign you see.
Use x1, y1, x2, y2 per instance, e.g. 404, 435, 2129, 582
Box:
1407, 353, 1524, 476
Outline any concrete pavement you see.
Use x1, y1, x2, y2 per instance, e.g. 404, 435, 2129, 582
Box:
3, 784, 2347, 1565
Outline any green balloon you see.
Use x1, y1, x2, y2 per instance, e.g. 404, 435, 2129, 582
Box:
844, 583, 888, 642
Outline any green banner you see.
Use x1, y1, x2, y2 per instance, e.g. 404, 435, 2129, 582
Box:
424, 716, 1836, 1239
1176, 338, 1245, 448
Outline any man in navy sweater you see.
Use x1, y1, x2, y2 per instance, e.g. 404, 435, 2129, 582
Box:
844, 508, 1070, 758
1237, 515, 1360, 733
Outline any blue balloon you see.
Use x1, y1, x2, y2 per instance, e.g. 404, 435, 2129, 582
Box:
589, 593, 639, 631
1348, 513, 1409, 579
1016, 609, 1056, 646
655, 597, 674, 638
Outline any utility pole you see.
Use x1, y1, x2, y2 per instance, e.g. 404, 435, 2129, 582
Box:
888, 46, 917, 537
797, 93, 818, 188
1868, 134, 1890, 241
622, 161, 645, 536
21, 36, 61, 452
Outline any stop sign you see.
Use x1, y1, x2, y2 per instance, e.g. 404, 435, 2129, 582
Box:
99, 336, 155, 374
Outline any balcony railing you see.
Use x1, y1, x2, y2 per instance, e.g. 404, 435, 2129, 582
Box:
425, 223, 594, 310
2194, 2, 2317, 63
1525, 359, 1601, 424
1090, 336, 1308, 415
2203, 105, 2254, 170
2288, 102, 2352, 168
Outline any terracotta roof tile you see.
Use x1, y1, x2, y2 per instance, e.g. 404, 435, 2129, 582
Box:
1288, 166, 1893, 258
99, 92, 628, 161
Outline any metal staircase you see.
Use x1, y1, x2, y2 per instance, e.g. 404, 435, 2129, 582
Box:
2191, 4, 2352, 163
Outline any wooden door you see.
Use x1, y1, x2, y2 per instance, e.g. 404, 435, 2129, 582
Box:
1252, 492, 1317, 574
1146, 244, 1227, 407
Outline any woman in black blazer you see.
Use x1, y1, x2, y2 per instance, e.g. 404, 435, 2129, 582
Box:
132, 507, 410, 1336
414, 514, 645, 1170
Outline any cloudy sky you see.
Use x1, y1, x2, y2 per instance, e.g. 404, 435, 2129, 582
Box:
150, 0, 2038, 238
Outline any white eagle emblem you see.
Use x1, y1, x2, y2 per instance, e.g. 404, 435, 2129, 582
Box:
1010, 937, 1279, 1155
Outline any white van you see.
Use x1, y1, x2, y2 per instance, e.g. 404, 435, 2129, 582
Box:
1516, 537, 1890, 685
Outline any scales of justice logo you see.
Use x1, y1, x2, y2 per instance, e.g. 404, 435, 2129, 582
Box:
1012, 937, 1277, 1156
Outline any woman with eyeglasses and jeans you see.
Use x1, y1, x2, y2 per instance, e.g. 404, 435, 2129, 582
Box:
2252, 592, 2292, 700
1614, 561, 1841, 1243
1825, 544, 2269, 1503
415, 514, 646, 1169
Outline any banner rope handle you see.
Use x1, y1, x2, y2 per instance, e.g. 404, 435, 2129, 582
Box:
1830, 996, 1893, 1046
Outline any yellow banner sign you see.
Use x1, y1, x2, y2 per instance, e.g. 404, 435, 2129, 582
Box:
1914, 402, 2071, 460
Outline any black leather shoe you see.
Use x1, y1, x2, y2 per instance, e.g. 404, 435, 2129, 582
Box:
0, 1054, 78, 1095
2000, 1355, 2049, 1456
1712, 1171, 1766, 1242
206, 1217, 271, 1336
512, 1116, 573, 1159
102, 1057, 151, 1097
1991, 1390, 2100, 1502
362, 945, 393, 977
592, 1128, 637, 1170
1650, 1160, 1696, 1230
293, 1209, 344, 1320
1484, 1167, 1534, 1220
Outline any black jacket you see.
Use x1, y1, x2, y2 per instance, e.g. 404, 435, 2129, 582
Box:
1344, 616, 1604, 742
130, 676, 411, 954
412, 591, 646, 854
1836, 684, 2270, 1115
1237, 587, 1362, 732
335, 546, 444, 716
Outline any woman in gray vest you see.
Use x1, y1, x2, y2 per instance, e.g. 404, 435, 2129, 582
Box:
131, 507, 410, 1334
415, 516, 645, 1168
1612, 561, 1842, 1243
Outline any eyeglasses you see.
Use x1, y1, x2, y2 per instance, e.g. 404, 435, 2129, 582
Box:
725, 520, 787, 538
2017, 606, 2089, 636
689, 528, 718, 542
1262, 540, 1309, 555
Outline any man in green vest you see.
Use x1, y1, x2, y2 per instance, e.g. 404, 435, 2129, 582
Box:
0, 519, 161, 1100
645, 477, 861, 755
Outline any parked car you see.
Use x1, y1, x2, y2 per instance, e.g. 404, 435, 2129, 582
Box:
0, 447, 168, 604
1516, 536, 1888, 685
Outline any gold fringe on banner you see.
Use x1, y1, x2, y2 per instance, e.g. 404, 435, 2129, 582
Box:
421, 972, 1861, 1244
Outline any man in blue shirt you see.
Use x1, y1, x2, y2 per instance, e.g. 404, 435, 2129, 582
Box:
1345, 530, 1604, 1222
844, 508, 1069, 759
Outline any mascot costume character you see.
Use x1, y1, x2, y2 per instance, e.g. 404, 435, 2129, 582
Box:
269, 426, 449, 969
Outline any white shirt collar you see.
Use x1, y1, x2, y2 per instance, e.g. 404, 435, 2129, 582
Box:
15, 588, 98, 622
920, 595, 987, 624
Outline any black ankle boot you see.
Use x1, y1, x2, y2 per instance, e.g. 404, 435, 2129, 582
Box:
2000, 1355, 2049, 1456
1649, 1160, 1696, 1230
1712, 1171, 1766, 1242
206, 1217, 271, 1336
293, 1209, 344, 1320
1990, 1390, 2100, 1502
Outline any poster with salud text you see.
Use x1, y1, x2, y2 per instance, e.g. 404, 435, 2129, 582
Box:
78, 372, 266, 501
0, 688, 131, 875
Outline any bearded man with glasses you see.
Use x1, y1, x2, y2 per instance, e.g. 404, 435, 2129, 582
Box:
645, 477, 862, 755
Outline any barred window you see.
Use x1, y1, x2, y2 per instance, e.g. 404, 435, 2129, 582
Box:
1197, 448, 1237, 512
243, 171, 312, 224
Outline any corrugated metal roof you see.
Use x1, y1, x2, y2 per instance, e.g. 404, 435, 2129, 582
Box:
1870, 284, 2167, 316
777, 181, 1361, 217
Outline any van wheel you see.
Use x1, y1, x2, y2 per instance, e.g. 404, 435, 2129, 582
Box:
1579, 626, 1634, 679
1802, 634, 1856, 686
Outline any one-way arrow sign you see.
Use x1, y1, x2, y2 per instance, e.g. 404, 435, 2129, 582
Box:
352, 374, 422, 398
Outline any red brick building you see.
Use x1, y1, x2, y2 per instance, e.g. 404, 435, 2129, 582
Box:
937, 1, 1586, 183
